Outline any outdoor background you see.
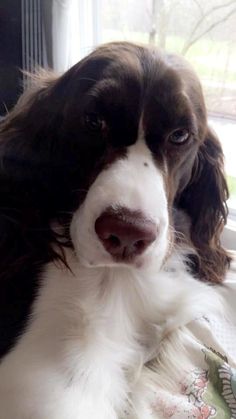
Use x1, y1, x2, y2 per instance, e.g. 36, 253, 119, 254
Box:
101, 0, 236, 117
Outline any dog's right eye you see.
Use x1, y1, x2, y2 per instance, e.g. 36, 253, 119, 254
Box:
168, 128, 190, 145
84, 113, 105, 132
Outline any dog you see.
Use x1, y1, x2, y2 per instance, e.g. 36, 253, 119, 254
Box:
0, 42, 231, 419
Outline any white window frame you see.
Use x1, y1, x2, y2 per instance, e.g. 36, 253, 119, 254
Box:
77, 0, 102, 60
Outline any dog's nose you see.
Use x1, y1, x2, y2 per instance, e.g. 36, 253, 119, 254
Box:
95, 208, 157, 260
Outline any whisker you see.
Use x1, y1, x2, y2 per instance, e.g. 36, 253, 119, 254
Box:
71, 188, 89, 194
0, 213, 21, 226
168, 224, 186, 241
57, 211, 74, 216
77, 77, 97, 84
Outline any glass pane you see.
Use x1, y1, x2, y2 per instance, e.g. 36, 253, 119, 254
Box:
209, 118, 236, 209
101, 0, 236, 118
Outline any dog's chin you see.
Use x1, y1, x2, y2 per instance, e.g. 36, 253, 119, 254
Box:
73, 243, 167, 273
78, 256, 145, 270
75, 251, 146, 269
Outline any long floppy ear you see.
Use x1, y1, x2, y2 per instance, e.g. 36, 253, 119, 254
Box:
179, 127, 231, 283
0, 75, 73, 280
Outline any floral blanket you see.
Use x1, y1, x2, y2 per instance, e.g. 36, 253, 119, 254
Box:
150, 340, 236, 418
127, 263, 236, 419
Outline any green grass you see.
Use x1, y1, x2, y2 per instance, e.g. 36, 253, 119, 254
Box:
167, 36, 236, 84
227, 176, 236, 199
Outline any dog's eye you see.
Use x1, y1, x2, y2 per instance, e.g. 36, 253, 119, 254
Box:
84, 113, 105, 132
168, 128, 190, 145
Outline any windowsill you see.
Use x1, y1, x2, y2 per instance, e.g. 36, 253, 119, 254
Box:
228, 202, 236, 219
209, 117, 236, 230
222, 218, 236, 251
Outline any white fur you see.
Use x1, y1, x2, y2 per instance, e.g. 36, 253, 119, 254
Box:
70, 139, 169, 271
0, 140, 224, 419
0, 252, 222, 419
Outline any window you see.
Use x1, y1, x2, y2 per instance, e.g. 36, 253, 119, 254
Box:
64, 0, 236, 217
1, 0, 236, 245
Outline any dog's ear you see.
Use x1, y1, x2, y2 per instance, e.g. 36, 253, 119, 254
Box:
179, 127, 231, 283
0, 60, 109, 280
0, 75, 73, 280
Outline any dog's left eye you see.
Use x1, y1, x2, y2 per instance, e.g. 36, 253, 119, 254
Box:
84, 113, 105, 132
168, 128, 190, 145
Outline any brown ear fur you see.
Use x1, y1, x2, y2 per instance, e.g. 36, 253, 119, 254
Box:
179, 127, 231, 283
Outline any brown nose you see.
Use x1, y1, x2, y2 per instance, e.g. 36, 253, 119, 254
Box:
95, 208, 157, 261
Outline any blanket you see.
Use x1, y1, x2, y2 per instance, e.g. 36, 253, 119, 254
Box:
125, 259, 236, 419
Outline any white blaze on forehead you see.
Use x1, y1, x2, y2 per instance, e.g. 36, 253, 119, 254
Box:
87, 140, 165, 221
111, 122, 167, 222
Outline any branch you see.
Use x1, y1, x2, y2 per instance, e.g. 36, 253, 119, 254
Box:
192, 0, 204, 18
182, 6, 236, 55
183, 0, 236, 52
204, 0, 236, 18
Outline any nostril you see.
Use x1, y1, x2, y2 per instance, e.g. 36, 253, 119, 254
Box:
107, 235, 121, 248
134, 240, 146, 252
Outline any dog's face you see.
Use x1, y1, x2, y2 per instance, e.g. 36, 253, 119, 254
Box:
68, 46, 203, 270
0, 42, 230, 281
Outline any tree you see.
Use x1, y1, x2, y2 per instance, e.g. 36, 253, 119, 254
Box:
148, 0, 236, 55
181, 0, 236, 55
148, 0, 172, 49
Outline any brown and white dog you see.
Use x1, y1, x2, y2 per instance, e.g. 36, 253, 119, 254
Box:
0, 42, 230, 419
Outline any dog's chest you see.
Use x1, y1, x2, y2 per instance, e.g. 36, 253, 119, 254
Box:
0, 263, 160, 419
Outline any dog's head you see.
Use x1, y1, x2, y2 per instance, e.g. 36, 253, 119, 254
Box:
0, 42, 230, 282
